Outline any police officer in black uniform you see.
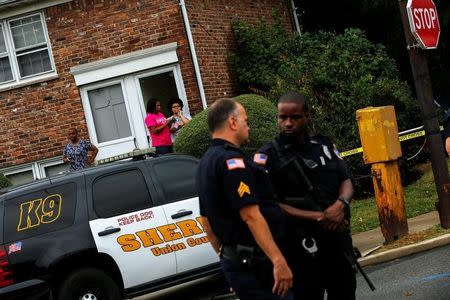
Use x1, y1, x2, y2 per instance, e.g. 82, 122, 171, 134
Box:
255, 91, 356, 300
196, 98, 293, 300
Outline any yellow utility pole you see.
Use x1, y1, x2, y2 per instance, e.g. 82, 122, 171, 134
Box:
356, 106, 408, 243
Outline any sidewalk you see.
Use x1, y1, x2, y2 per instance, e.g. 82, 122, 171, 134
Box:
352, 210, 450, 266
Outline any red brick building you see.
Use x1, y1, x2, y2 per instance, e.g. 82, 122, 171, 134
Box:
0, 0, 297, 185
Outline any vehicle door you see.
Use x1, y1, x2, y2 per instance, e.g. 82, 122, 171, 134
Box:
86, 162, 176, 289
146, 155, 219, 274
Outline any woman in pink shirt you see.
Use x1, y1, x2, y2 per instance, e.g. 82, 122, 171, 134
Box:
145, 98, 174, 154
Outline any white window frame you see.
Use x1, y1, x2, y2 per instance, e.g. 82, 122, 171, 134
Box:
135, 64, 190, 121
0, 11, 57, 91
1, 157, 67, 185
37, 158, 68, 178
80, 78, 136, 147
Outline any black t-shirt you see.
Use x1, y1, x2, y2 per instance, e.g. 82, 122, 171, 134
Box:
196, 139, 285, 246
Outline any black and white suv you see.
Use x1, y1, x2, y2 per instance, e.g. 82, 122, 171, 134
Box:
0, 154, 221, 300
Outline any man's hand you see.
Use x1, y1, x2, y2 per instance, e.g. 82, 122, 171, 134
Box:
272, 257, 293, 297
318, 200, 346, 231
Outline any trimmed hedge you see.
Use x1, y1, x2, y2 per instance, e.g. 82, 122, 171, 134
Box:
0, 173, 11, 189
174, 94, 278, 158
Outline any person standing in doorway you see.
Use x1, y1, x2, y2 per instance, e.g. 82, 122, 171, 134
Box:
63, 128, 98, 171
168, 97, 191, 143
145, 98, 173, 155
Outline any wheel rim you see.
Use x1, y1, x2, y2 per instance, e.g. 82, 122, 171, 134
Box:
80, 292, 97, 300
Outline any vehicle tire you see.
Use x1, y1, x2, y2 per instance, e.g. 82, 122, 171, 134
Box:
57, 267, 121, 300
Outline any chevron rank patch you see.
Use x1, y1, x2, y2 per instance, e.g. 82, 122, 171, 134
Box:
226, 158, 245, 170
237, 181, 251, 198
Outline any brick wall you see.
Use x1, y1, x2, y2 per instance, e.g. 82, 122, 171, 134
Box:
0, 0, 200, 169
0, 0, 294, 169
187, 0, 294, 104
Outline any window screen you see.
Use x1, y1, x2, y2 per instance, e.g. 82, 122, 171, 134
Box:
93, 169, 152, 218
3, 183, 77, 242
152, 158, 198, 204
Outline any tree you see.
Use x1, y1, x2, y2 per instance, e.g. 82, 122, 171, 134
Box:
230, 19, 422, 196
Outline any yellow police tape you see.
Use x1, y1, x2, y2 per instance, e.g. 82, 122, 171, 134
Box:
340, 126, 444, 158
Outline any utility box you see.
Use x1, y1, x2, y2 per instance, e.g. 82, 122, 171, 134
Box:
356, 106, 402, 164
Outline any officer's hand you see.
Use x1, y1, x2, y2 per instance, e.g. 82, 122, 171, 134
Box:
318, 200, 345, 230
272, 257, 293, 297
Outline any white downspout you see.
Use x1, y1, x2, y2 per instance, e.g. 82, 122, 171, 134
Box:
290, 0, 301, 35
179, 0, 208, 109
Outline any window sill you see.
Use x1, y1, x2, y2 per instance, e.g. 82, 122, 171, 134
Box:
0, 73, 59, 93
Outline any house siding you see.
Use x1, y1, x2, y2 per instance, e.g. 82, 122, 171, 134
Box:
0, 0, 293, 169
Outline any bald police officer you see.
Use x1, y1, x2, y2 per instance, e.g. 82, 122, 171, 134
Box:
196, 99, 293, 300
256, 91, 356, 300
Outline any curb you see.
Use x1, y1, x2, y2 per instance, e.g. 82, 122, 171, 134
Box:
358, 233, 450, 267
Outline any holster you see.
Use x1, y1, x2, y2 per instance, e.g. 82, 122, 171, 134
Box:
221, 244, 267, 268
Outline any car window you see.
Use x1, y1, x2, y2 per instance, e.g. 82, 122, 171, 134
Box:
93, 169, 152, 218
152, 158, 198, 204
3, 183, 77, 243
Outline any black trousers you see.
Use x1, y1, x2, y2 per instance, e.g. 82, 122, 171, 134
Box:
155, 145, 173, 155
287, 232, 356, 300
220, 257, 294, 300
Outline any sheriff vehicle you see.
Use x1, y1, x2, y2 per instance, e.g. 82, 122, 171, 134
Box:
0, 151, 221, 300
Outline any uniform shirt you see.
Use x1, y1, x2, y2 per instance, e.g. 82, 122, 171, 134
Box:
197, 139, 285, 246
256, 134, 350, 207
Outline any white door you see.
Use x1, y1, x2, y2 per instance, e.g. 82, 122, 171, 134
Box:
87, 166, 177, 288
161, 197, 218, 273
147, 156, 219, 274
80, 65, 189, 161
82, 81, 137, 160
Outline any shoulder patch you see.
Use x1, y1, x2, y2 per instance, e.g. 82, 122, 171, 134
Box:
322, 145, 332, 160
253, 153, 268, 166
237, 181, 251, 198
226, 158, 245, 170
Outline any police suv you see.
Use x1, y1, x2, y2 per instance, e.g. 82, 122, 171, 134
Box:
0, 153, 220, 299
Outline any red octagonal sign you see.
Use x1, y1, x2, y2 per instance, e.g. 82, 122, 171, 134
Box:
407, 0, 440, 49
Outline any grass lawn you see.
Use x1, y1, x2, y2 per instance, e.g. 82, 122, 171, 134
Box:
350, 160, 448, 234
372, 224, 450, 254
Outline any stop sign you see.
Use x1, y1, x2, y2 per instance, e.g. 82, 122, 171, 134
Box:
406, 0, 440, 49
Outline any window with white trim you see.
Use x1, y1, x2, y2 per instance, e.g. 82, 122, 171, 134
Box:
0, 12, 55, 86
2, 159, 68, 186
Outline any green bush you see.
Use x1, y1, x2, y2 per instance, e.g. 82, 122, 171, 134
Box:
174, 94, 278, 158
0, 173, 11, 189
230, 19, 423, 196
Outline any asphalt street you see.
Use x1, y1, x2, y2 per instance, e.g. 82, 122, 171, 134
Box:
135, 244, 450, 300
356, 244, 450, 300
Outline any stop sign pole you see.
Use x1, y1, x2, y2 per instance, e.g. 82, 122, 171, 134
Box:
399, 0, 450, 228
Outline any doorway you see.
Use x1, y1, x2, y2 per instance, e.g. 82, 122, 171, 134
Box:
81, 65, 189, 160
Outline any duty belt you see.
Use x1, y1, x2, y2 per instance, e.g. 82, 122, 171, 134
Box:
220, 245, 267, 266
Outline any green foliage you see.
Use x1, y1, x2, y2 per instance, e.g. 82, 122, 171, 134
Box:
0, 173, 11, 189
230, 19, 422, 195
174, 94, 277, 158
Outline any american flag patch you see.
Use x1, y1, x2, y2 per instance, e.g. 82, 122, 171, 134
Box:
8, 242, 22, 254
253, 153, 268, 165
226, 158, 245, 170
